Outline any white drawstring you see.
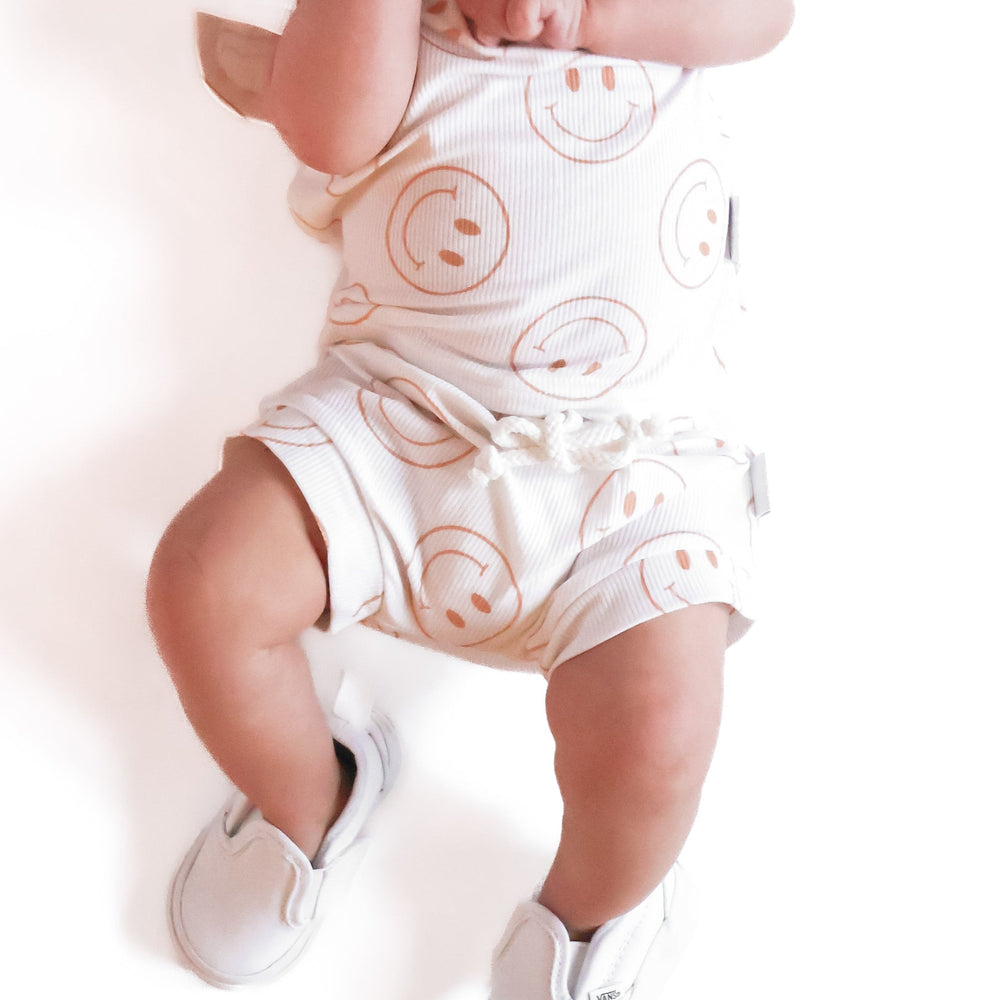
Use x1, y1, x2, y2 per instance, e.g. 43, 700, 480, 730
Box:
470, 411, 694, 484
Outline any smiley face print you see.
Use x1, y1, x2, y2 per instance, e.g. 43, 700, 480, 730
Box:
510, 297, 647, 402
525, 57, 656, 164
578, 459, 687, 550
386, 166, 510, 295
246, 406, 330, 450
659, 160, 729, 289
408, 526, 522, 648
626, 530, 733, 613
357, 380, 476, 469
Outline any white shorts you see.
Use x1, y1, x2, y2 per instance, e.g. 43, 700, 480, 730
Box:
244, 364, 765, 677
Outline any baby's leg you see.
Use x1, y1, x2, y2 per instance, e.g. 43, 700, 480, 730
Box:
146, 436, 341, 860
538, 604, 728, 940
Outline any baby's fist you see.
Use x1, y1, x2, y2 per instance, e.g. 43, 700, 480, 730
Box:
456, 0, 585, 50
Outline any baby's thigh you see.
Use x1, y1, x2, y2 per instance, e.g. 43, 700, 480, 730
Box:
148, 435, 330, 648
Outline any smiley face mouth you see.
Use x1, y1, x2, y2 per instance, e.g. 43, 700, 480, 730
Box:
663, 582, 693, 606
545, 101, 639, 144
534, 316, 628, 376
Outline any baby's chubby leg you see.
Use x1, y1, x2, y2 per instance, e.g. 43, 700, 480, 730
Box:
146, 436, 342, 861
539, 604, 728, 940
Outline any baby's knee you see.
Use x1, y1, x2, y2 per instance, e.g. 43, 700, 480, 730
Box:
626, 691, 718, 796
549, 655, 722, 807
630, 686, 721, 795
146, 448, 327, 664
145, 496, 244, 662
552, 698, 715, 822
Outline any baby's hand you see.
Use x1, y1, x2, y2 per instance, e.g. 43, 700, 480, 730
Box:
456, 0, 585, 50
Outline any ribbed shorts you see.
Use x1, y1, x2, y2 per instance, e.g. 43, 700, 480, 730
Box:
244, 365, 765, 677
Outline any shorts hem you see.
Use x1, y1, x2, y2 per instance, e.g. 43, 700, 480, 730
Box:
538, 559, 754, 678
241, 414, 385, 632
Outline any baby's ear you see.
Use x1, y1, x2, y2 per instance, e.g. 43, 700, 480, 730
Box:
196, 12, 279, 121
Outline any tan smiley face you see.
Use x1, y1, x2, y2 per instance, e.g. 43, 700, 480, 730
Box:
626, 530, 731, 612
510, 297, 647, 401
408, 526, 522, 648
386, 166, 510, 295
247, 406, 330, 450
659, 160, 729, 289
578, 459, 687, 549
525, 58, 656, 163
357, 380, 476, 469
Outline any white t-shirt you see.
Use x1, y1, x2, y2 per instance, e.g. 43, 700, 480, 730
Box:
199, 0, 747, 457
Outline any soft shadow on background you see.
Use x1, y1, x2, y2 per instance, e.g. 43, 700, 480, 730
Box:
1, 1, 997, 997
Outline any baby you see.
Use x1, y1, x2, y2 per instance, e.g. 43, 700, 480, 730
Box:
148, 0, 793, 995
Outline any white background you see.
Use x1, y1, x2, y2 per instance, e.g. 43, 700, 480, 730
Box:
1, 2, 997, 997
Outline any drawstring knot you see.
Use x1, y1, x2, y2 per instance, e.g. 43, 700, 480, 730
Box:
470, 411, 693, 484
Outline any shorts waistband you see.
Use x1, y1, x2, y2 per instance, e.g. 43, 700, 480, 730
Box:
470, 411, 707, 483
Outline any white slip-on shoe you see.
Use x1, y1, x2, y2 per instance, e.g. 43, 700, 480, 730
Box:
490, 866, 695, 1000
168, 672, 400, 989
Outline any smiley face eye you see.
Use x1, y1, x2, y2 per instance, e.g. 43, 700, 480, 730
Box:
447, 593, 494, 628
706, 550, 718, 568
566, 67, 581, 92
602, 66, 616, 91
676, 550, 691, 570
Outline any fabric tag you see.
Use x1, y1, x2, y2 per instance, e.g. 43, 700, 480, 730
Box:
750, 452, 771, 518
726, 195, 741, 271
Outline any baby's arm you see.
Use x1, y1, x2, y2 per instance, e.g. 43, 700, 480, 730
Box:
460, 0, 794, 65
580, 0, 795, 64
262, 0, 423, 175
